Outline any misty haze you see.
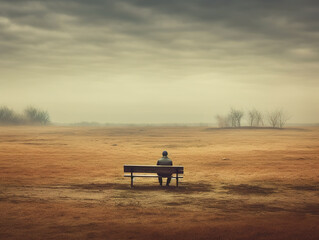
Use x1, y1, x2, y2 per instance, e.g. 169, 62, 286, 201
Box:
0, 0, 318, 124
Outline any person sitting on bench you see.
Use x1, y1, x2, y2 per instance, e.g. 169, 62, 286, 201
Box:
157, 150, 173, 186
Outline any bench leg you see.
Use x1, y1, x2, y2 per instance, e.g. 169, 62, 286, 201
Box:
176, 172, 179, 187
131, 171, 133, 188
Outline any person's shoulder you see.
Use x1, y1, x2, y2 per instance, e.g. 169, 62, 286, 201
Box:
167, 158, 173, 164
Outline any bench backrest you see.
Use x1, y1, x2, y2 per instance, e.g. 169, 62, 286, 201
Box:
124, 165, 184, 175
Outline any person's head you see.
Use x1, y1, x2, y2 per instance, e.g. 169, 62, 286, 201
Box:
162, 150, 168, 157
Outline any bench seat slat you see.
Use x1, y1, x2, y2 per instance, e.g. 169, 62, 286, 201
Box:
124, 174, 183, 178
124, 165, 184, 174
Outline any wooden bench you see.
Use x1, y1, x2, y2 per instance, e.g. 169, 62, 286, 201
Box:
124, 165, 184, 187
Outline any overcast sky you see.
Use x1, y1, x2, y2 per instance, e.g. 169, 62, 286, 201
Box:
0, 0, 318, 124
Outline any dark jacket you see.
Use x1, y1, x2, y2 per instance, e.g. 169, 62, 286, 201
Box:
157, 156, 173, 177
157, 156, 173, 166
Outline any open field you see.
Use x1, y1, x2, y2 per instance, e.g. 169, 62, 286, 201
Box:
0, 126, 319, 240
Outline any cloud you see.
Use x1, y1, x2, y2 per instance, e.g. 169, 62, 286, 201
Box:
0, 0, 318, 82
0, 0, 318, 123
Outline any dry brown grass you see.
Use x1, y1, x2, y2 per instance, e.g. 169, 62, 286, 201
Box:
0, 126, 319, 239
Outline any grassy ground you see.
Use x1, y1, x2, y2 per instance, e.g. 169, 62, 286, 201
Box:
0, 126, 319, 239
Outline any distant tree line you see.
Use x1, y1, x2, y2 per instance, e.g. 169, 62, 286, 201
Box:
216, 108, 290, 128
0, 106, 50, 125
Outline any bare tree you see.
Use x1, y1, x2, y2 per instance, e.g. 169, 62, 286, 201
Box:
268, 111, 279, 128
24, 106, 50, 125
216, 115, 230, 128
248, 110, 256, 126
229, 108, 244, 127
0, 106, 24, 125
248, 109, 264, 127
277, 110, 290, 128
267, 110, 289, 128
255, 110, 264, 126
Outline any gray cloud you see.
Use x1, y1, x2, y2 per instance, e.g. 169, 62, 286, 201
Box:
1, 1, 318, 58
